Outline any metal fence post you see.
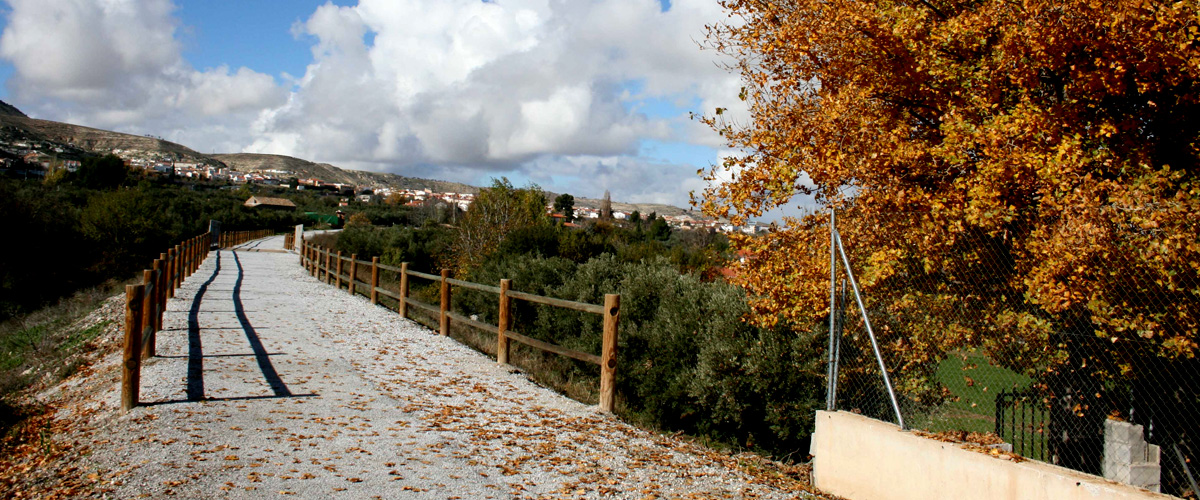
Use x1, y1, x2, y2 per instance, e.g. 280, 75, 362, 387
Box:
827, 209, 838, 410
833, 229, 905, 429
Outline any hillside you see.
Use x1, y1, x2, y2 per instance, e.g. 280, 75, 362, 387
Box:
0, 105, 694, 215
0, 114, 207, 160
212, 153, 480, 194
0, 99, 27, 117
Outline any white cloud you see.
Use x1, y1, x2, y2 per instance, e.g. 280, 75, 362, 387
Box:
246, 0, 743, 169
0, 0, 287, 134
0, 0, 752, 211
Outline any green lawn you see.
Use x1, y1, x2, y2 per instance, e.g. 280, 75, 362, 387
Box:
909, 351, 1034, 434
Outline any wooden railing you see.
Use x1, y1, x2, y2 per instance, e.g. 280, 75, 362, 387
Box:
299, 239, 622, 412
218, 229, 272, 248
121, 232, 215, 412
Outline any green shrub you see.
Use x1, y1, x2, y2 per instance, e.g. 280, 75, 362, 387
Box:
450, 252, 825, 459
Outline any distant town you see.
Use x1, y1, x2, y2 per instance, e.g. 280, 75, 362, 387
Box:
1, 140, 769, 234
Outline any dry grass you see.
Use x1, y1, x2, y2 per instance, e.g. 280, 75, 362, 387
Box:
0, 278, 131, 398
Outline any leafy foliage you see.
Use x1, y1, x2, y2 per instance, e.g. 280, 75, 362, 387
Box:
459, 253, 823, 457
553, 193, 575, 221
0, 176, 308, 321
701, 0, 1200, 479
451, 178, 549, 271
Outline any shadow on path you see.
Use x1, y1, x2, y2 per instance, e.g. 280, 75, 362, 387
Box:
159, 352, 286, 359
187, 251, 221, 401
232, 251, 292, 397
139, 393, 317, 407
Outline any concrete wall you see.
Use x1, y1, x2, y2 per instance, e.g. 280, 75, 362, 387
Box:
810, 411, 1173, 500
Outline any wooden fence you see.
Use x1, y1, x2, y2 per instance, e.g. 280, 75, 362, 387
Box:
219, 229, 272, 249
121, 232, 217, 412
299, 239, 622, 412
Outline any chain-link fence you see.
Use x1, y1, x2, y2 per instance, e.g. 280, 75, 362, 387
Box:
826, 208, 1200, 497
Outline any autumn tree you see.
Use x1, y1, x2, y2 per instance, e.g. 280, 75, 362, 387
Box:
451, 178, 548, 272
385, 192, 407, 206
345, 212, 372, 228
703, 0, 1200, 479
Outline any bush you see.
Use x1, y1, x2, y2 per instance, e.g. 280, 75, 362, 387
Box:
453, 252, 824, 458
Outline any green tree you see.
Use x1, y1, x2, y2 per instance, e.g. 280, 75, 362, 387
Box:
76, 154, 128, 189
553, 193, 576, 222
649, 215, 671, 241
452, 178, 548, 272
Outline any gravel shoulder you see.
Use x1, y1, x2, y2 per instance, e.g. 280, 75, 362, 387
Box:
27, 236, 821, 499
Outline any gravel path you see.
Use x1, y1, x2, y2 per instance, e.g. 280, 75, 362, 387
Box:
91, 235, 816, 499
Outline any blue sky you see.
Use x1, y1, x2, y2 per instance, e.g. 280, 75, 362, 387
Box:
174, 1, 339, 80
0, 0, 806, 218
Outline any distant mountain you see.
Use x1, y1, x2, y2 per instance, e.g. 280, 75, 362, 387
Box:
0, 110, 693, 215
0, 100, 27, 118
0, 114, 206, 160
212, 153, 480, 194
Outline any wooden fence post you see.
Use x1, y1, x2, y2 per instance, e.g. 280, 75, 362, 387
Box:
152, 259, 164, 330
370, 257, 379, 305
399, 263, 409, 319
157, 253, 168, 325
141, 270, 156, 359
121, 284, 145, 413
336, 251, 344, 290
599, 293, 621, 413
325, 248, 332, 284
440, 269, 451, 335
497, 279, 511, 365
349, 254, 358, 295
167, 248, 177, 298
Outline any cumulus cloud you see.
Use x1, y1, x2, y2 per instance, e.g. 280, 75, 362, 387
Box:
0, 0, 287, 134
0, 0, 751, 209
522, 153, 710, 207
250, 0, 741, 170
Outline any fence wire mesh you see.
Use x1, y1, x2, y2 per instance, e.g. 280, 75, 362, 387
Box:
827, 208, 1200, 497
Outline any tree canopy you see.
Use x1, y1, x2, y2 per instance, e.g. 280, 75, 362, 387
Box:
554, 193, 576, 221
701, 0, 1200, 409
452, 178, 548, 272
